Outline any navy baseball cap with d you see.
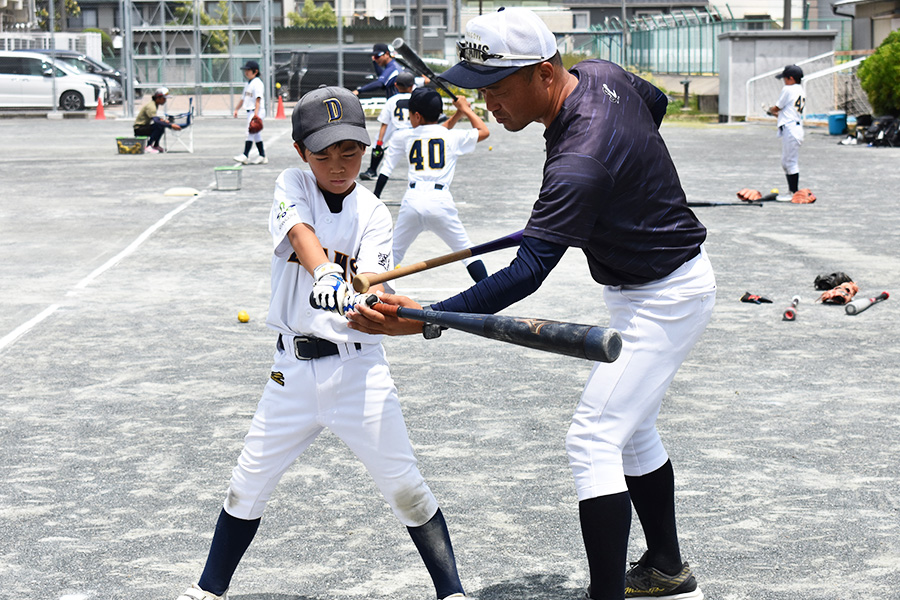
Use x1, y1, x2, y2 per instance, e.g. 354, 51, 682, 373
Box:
292, 85, 370, 152
240, 60, 260, 71
372, 43, 389, 57
776, 64, 803, 81
440, 7, 557, 89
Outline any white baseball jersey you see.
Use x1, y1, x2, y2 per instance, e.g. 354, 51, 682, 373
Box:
240, 76, 265, 112
381, 124, 479, 189
776, 83, 804, 127
377, 92, 412, 141
268, 169, 393, 343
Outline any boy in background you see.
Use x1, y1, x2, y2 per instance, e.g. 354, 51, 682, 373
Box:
374, 88, 490, 283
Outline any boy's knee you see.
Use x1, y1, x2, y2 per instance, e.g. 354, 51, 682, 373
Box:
383, 471, 438, 527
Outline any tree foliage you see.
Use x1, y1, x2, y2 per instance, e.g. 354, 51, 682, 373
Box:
35, 0, 81, 31
857, 29, 900, 117
173, 0, 230, 54
287, 0, 336, 27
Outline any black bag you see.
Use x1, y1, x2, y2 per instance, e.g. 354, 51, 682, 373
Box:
814, 272, 853, 290
864, 116, 896, 146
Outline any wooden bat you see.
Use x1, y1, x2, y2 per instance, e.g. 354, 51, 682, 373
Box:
372, 303, 622, 363
845, 291, 889, 315
783, 295, 800, 321
352, 230, 524, 293
391, 37, 458, 101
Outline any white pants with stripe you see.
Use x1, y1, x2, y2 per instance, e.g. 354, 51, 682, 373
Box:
566, 247, 716, 500
779, 123, 803, 175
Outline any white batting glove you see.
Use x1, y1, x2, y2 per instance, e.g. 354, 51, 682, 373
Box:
311, 262, 350, 314
342, 293, 378, 316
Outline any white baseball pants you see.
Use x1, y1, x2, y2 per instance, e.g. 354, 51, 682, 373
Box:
779, 123, 802, 175
224, 340, 439, 527
392, 187, 477, 267
566, 247, 716, 500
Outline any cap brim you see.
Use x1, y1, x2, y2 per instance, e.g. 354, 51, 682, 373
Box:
439, 61, 522, 89
303, 125, 370, 154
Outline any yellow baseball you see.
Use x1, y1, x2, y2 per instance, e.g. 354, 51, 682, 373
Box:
488, 146, 493, 150
275, 82, 281, 89
238, 310, 250, 323
770, 188, 779, 194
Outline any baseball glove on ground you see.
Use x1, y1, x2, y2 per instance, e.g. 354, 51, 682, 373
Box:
818, 281, 859, 304
248, 116, 264, 134
736, 188, 763, 201
815, 272, 853, 290
791, 188, 816, 203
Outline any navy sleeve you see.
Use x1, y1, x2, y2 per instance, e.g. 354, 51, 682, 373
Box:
650, 90, 667, 129
431, 236, 567, 314
357, 62, 399, 93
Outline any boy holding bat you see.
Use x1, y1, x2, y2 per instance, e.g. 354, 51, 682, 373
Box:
175, 85, 471, 600
373, 87, 491, 283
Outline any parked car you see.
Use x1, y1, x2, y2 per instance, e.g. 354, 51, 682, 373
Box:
275, 46, 383, 101
0, 51, 104, 111
20, 49, 128, 104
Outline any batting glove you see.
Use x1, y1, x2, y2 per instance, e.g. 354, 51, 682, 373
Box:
342, 293, 378, 315
372, 140, 384, 159
311, 262, 350, 314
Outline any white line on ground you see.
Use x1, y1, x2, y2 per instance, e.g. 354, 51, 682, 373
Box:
0, 189, 210, 354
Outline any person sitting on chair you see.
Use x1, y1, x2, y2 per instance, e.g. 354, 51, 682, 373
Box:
134, 87, 182, 154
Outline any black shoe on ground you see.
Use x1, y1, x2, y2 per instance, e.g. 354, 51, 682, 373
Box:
624, 554, 703, 599
359, 169, 377, 181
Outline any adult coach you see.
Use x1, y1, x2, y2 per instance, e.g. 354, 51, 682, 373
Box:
348, 7, 714, 600
133, 87, 181, 153
353, 42, 402, 99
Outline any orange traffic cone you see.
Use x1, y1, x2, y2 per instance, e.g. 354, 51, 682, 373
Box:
95, 95, 106, 120
275, 94, 286, 120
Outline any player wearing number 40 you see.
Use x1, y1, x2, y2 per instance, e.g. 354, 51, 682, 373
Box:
373, 87, 491, 283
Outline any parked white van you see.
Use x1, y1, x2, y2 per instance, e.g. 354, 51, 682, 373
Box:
0, 51, 105, 111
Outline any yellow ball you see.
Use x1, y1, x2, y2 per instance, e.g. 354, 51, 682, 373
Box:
488, 146, 493, 150
275, 82, 281, 89
770, 188, 779, 194
238, 310, 250, 323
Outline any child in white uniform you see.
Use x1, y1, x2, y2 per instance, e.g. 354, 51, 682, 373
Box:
768, 64, 805, 199
375, 88, 491, 283
176, 85, 471, 600
233, 59, 267, 165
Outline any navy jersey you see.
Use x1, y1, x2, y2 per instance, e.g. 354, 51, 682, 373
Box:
357, 59, 403, 98
525, 60, 706, 285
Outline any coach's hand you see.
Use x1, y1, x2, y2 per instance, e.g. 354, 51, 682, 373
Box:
347, 292, 424, 336
311, 262, 351, 314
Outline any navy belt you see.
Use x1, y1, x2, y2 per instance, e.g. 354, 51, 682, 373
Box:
410, 182, 443, 190
277, 334, 361, 360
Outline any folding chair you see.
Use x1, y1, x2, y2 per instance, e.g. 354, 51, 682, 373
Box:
163, 98, 194, 153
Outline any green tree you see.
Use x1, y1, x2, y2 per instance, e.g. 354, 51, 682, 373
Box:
173, 0, 230, 54
35, 0, 81, 31
857, 29, 900, 117
287, 0, 336, 27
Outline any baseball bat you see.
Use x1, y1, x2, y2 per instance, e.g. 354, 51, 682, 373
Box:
372, 303, 622, 363
352, 230, 524, 293
845, 291, 889, 315
391, 37, 458, 101
688, 201, 763, 207
783, 295, 800, 321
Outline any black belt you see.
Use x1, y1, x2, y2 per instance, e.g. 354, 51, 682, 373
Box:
409, 182, 443, 190
779, 122, 800, 130
277, 334, 361, 360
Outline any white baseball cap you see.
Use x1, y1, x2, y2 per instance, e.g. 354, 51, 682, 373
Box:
440, 7, 557, 89
153, 87, 172, 98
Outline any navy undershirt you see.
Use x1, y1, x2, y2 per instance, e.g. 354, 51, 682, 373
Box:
431, 235, 566, 314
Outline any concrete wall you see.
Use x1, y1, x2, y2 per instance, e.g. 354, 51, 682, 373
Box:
718, 30, 837, 121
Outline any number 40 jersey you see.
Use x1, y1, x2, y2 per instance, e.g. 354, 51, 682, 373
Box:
380, 123, 479, 190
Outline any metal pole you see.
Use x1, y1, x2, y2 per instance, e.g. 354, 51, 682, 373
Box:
261, 0, 272, 114
621, 0, 627, 66
49, 0, 58, 113
122, 0, 134, 118
337, 0, 343, 88
416, 0, 424, 54
405, 0, 411, 44
783, 0, 792, 29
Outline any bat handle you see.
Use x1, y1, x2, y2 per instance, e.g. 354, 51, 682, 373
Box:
372, 302, 400, 317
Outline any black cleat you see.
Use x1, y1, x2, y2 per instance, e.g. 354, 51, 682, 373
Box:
359, 169, 377, 181
624, 554, 703, 599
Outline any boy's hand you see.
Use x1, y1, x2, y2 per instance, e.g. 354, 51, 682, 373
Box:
346, 292, 425, 336
311, 263, 351, 314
